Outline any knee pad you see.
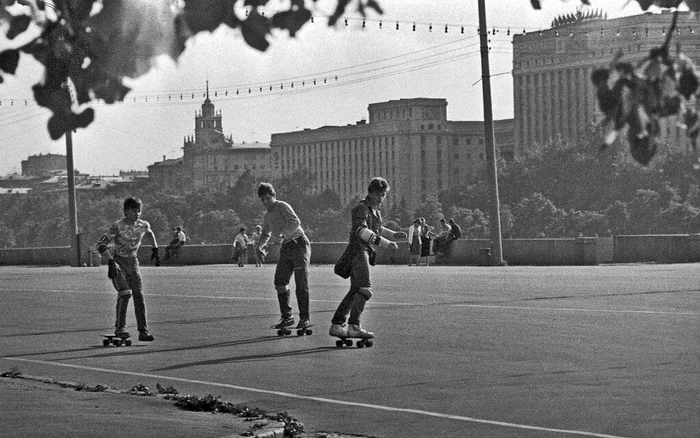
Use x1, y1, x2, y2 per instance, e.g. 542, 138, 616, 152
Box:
118, 289, 132, 297
357, 287, 373, 300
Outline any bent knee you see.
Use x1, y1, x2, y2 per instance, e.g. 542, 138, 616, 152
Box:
357, 287, 373, 300
117, 289, 132, 297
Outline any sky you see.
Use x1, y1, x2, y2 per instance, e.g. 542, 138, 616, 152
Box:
0, 0, 646, 176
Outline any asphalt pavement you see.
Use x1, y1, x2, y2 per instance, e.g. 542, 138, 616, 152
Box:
1, 263, 698, 437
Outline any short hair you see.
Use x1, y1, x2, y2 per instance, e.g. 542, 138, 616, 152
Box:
440, 218, 446, 223
239, 227, 246, 233
448, 218, 455, 224
123, 197, 142, 210
255, 225, 262, 230
257, 182, 275, 198
368, 177, 390, 194
176, 227, 182, 231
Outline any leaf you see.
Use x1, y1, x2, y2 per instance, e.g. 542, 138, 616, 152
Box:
241, 10, 270, 52
85, 0, 184, 79
7, 15, 31, 39
628, 130, 657, 166
0, 49, 20, 74
271, 8, 311, 37
182, 0, 237, 33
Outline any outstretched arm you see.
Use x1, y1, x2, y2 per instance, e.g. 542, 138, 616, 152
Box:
380, 226, 407, 240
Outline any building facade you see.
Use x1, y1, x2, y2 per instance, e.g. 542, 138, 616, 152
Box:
21, 153, 66, 177
270, 98, 514, 210
148, 87, 272, 190
512, 9, 700, 153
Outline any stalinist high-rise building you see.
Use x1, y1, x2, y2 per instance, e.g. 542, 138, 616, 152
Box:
512, 8, 700, 154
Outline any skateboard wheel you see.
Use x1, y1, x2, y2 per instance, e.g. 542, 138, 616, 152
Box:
366, 341, 373, 347
115, 340, 122, 347
345, 340, 352, 347
124, 340, 132, 346
284, 329, 292, 335
103, 340, 109, 347
356, 340, 364, 348
277, 330, 285, 336
297, 330, 304, 336
335, 340, 344, 348
307, 329, 313, 335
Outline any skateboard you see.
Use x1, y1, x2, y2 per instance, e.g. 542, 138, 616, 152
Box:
101, 334, 132, 347
271, 323, 314, 336
333, 335, 374, 348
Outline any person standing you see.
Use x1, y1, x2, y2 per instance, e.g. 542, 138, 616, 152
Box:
406, 218, 422, 266
252, 224, 267, 267
256, 182, 312, 330
96, 197, 159, 341
419, 217, 435, 266
434, 218, 452, 255
444, 218, 462, 253
329, 177, 406, 339
232, 227, 249, 267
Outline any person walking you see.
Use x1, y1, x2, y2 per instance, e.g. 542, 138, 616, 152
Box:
256, 182, 312, 331
96, 197, 159, 342
329, 177, 406, 339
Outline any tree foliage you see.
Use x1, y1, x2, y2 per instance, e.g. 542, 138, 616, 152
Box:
0, 0, 381, 138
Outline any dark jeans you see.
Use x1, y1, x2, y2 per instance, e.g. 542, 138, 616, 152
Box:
114, 256, 148, 332
274, 235, 311, 320
332, 249, 371, 326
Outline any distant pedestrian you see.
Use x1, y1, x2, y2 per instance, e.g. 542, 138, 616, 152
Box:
407, 218, 422, 266
252, 224, 267, 267
256, 182, 312, 331
96, 197, 159, 342
232, 227, 249, 267
419, 217, 436, 266
434, 218, 452, 255
443, 218, 462, 253
330, 177, 406, 339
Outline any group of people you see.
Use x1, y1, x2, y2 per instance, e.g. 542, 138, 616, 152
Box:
97, 177, 456, 342
231, 225, 267, 267
408, 216, 462, 266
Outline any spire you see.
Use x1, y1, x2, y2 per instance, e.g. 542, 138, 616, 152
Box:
206, 80, 209, 100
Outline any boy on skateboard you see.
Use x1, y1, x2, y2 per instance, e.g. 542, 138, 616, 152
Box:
256, 182, 312, 331
97, 197, 160, 341
330, 177, 406, 339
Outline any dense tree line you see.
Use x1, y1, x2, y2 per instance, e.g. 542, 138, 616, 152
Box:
2, 129, 700, 249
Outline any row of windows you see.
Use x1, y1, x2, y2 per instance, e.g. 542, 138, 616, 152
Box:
517, 44, 644, 68
276, 138, 397, 203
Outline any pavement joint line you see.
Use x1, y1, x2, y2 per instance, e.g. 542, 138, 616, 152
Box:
450, 303, 699, 316
3, 357, 629, 438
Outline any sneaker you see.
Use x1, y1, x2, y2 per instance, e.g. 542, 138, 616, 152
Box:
329, 323, 348, 337
296, 319, 312, 329
274, 317, 295, 329
114, 328, 130, 338
138, 331, 154, 342
347, 324, 374, 338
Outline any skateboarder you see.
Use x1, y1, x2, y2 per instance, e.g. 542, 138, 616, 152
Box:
96, 197, 160, 341
256, 182, 312, 331
330, 177, 406, 339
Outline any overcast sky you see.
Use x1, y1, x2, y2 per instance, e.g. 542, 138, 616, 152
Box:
0, 0, 644, 176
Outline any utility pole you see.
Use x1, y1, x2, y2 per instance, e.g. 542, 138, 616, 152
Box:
477, 0, 504, 265
64, 80, 81, 267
